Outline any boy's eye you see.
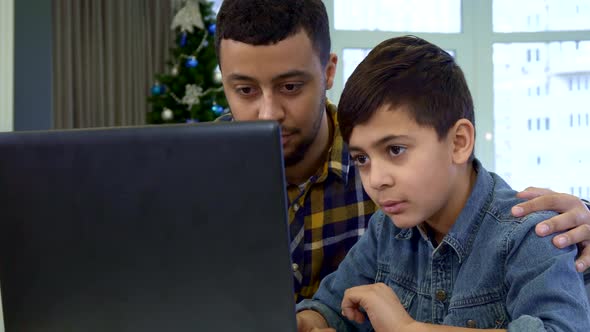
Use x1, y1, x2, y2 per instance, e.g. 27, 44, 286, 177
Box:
388, 146, 406, 157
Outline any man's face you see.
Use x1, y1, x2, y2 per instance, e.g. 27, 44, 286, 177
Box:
348, 105, 457, 229
219, 30, 336, 166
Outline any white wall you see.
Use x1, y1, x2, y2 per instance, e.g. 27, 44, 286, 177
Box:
0, 0, 14, 133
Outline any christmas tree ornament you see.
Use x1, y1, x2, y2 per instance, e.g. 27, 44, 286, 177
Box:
179, 32, 188, 47
185, 56, 198, 68
212, 66, 222, 84
182, 84, 204, 109
211, 103, 224, 114
151, 82, 165, 95
170, 0, 204, 33
148, 0, 228, 124
161, 108, 174, 121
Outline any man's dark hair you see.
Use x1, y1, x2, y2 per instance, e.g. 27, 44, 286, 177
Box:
338, 36, 475, 154
215, 0, 331, 66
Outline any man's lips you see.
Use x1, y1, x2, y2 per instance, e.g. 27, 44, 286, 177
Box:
378, 200, 407, 214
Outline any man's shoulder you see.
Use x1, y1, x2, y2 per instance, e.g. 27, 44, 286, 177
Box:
214, 113, 233, 122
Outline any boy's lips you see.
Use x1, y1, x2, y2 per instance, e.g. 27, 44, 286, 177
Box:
378, 200, 408, 214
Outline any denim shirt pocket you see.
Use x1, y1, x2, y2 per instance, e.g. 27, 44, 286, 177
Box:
445, 289, 508, 329
375, 263, 417, 311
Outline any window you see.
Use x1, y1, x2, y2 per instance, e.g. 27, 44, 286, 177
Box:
328, 0, 590, 199
334, 0, 461, 32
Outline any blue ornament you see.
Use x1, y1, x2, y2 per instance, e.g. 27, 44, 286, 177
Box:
211, 104, 224, 114
179, 32, 188, 47
185, 56, 198, 68
151, 83, 165, 96
208, 24, 216, 34
203, 40, 209, 47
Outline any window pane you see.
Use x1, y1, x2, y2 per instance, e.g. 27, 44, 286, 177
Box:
342, 48, 455, 90
493, 41, 590, 200
334, 0, 461, 32
494, 0, 590, 32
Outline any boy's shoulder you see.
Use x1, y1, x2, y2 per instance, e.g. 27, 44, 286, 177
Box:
484, 171, 557, 234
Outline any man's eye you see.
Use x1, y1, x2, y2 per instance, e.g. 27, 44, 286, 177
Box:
235, 86, 257, 96
351, 154, 369, 166
388, 146, 407, 157
280, 83, 302, 94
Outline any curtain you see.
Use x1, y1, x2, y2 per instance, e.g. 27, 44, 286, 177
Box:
52, 0, 174, 129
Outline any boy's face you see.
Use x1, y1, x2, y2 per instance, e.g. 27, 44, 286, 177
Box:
348, 105, 457, 229
218, 30, 337, 166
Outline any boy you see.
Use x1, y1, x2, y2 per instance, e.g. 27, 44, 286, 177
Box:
296, 36, 590, 331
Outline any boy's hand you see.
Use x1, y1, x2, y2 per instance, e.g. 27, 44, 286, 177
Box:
341, 283, 414, 332
296, 310, 332, 332
512, 187, 590, 272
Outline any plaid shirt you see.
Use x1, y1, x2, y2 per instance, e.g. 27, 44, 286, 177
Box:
217, 102, 377, 302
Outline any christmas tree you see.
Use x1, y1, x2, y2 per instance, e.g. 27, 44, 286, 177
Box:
147, 0, 228, 124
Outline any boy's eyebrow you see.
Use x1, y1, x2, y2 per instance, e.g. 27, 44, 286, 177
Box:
348, 134, 412, 152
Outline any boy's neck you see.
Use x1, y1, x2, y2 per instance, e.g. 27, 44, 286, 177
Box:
425, 161, 477, 245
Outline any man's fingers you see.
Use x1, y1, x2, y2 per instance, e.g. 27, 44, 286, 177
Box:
513, 193, 575, 217
515, 187, 555, 200
549, 223, 590, 248
575, 241, 590, 273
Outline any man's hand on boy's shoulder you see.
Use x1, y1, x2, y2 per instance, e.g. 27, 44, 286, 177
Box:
511, 187, 590, 272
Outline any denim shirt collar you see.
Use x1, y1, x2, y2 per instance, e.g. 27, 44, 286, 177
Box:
394, 159, 494, 262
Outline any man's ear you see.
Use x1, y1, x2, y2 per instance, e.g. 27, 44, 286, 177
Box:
324, 53, 338, 90
450, 119, 475, 164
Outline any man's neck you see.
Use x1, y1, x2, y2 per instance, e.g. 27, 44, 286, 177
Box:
426, 163, 477, 244
285, 111, 331, 185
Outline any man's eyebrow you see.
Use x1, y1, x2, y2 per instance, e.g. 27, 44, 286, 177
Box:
271, 70, 312, 82
225, 73, 257, 82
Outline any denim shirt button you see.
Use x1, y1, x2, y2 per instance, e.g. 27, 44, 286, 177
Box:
293, 203, 300, 212
466, 320, 477, 328
292, 263, 299, 272
435, 289, 447, 301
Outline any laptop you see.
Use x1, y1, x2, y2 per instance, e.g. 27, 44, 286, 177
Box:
0, 121, 296, 332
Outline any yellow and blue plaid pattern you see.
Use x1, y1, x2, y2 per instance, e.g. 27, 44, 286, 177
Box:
217, 102, 377, 302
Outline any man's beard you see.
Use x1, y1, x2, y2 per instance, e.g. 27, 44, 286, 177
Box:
283, 101, 325, 167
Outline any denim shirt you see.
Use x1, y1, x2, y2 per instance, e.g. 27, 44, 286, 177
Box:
297, 160, 590, 331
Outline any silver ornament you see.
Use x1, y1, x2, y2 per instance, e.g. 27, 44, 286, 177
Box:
161, 108, 174, 121
213, 69, 222, 84
171, 66, 179, 76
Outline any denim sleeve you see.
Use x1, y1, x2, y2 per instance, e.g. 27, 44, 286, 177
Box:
296, 212, 386, 332
505, 212, 590, 332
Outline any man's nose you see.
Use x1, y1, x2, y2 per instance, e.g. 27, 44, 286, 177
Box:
258, 93, 285, 121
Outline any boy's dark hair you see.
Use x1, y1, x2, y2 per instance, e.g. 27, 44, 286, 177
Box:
338, 36, 475, 154
215, 0, 331, 66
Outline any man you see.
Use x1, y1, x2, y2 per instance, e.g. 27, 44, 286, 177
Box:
214, 0, 590, 302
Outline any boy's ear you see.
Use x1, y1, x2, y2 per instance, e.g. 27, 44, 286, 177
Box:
450, 119, 475, 164
324, 53, 338, 90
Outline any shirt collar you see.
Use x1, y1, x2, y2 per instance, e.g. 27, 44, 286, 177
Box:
443, 159, 495, 262
216, 100, 353, 186
393, 159, 495, 262
323, 100, 351, 185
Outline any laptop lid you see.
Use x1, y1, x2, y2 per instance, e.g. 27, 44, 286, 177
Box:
0, 121, 296, 332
